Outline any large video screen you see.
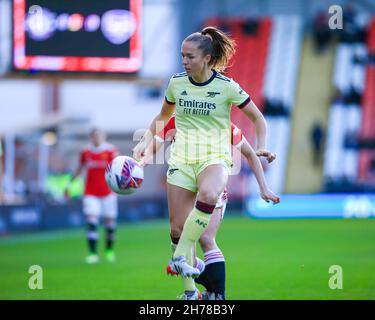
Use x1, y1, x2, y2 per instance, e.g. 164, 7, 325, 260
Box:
13, 0, 142, 73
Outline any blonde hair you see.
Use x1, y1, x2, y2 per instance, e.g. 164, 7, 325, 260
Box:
184, 26, 236, 72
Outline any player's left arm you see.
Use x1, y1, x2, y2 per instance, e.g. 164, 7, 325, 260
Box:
140, 137, 164, 167
64, 163, 85, 199
240, 101, 275, 163
64, 150, 86, 199
229, 79, 275, 163
238, 137, 280, 204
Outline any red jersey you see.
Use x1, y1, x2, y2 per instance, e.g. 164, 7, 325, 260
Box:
80, 143, 119, 197
155, 115, 244, 146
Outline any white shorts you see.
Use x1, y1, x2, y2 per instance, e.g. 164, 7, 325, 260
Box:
215, 191, 228, 220
83, 194, 118, 219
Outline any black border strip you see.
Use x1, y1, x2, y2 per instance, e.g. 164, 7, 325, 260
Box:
237, 97, 251, 109
165, 97, 176, 105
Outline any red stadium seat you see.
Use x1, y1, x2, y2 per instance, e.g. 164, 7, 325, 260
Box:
204, 17, 272, 145
358, 65, 375, 180
367, 17, 375, 56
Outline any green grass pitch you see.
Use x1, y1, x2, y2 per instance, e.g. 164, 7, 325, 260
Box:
0, 214, 374, 299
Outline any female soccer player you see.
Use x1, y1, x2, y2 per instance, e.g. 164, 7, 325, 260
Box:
65, 129, 119, 264
133, 26, 274, 299
141, 115, 279, 300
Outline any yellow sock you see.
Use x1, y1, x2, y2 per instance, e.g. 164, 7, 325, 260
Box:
182, 248, 196, 291
171, 242, 177, 254
173, 207, 211, 259
172, 240, 195, 291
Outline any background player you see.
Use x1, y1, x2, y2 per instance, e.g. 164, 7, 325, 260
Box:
142, 115, 280, 299
65, 128, 119, 264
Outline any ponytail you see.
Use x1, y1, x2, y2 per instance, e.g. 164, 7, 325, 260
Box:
184, 26, 236, 72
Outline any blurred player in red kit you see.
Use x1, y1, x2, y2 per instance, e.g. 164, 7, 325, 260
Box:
65, 128, 119, 264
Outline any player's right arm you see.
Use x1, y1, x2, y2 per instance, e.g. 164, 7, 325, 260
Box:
133, 77, 176, 161
64, 164, 84, 199
140, 116, 176, 167
141, 137, 164, 167
64, 152, 86, 199
238, 137, 280, 204
133, 99, 175, 161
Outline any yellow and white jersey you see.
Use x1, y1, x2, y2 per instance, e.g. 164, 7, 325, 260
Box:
165, 70, 250, 164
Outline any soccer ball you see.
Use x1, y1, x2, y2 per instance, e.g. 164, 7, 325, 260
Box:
105, 156, 144, 195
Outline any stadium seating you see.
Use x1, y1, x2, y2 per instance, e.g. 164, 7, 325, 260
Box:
206, 17, 271, 139
246, 117, 291, 195
357, 17, 375, 182
324, 15, 375, 191
358, 64, 375, 181
263, 16, 302, 110
324, 46, 365, 185
205, 17, 271, 196
261, 16, 302, 194
333, 44, 367, 94
205, 16, 302, 195
324, 104, 362, 180
367, 17, 375, 56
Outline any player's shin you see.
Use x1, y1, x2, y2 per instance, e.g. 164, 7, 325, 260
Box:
170, 235, 179, 254
105, 222, 116, 251
182, 248, 196, 291
204, 249, 226, 299
173, 201, 215, 259
87, 222, 98, 254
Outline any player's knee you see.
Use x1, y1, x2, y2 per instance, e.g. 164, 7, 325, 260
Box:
170, 225, 182, 240
87, 215, 99, 226
104, 219, 116, 229
199, 234, 215, 251
198, 189, 220, 205
170, 233, 180, 245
